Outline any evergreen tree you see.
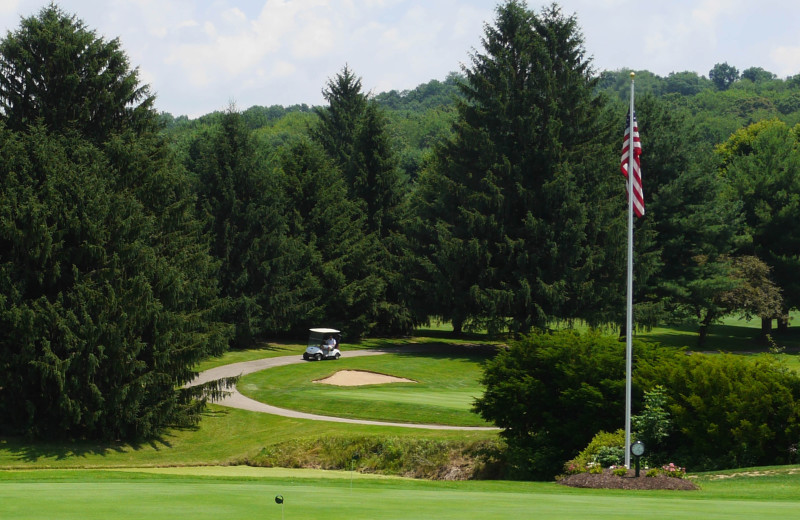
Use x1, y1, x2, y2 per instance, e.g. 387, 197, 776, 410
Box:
0, 7, 228, 439
717, 119, 800, 332
188, 108, 309, 344
411, 1, 617, 334
312, 66, 414, 334
311, 65, 366, 184
277, 138, 384, 336
625, 95, 745, 344
0, 4, 154, 141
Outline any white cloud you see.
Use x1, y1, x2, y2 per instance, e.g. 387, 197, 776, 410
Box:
291, 11, 335, 58
4, 0, 800, 117
771, 46, 800, 78
0, 0, 20, 15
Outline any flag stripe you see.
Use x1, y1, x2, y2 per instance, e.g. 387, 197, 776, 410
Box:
621, 112, 644, 217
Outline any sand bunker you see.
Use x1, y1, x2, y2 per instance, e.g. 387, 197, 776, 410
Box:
314, 370, 416, 387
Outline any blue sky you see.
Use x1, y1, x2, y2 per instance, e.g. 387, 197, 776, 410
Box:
2, 1, 799, 117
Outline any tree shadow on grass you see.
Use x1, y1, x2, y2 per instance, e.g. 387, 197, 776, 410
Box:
0, 409, 228, 464
364, 341, 503, 365
645, 323, 800, 353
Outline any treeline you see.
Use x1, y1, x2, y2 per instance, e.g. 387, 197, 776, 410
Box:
3, 1, 800, 441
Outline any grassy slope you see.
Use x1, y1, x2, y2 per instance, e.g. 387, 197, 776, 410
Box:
0, 404, 493, 469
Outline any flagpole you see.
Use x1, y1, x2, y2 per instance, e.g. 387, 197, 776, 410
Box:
624, 72, 635, 469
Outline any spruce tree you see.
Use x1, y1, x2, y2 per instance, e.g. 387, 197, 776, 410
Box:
311, 67, 413, 334
412, 1, 616, 334
188, 108, 309, 344
0, 6, 228, 439
277, 138, 384, 336
0, 4, 154, 141
615, 95, 744, 343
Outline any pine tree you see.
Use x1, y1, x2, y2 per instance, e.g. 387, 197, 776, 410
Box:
188, 108, 310, 344
0, 6, 228, 439
311, 65, 367, 185
616, 94, 744, 343
412, 1, 617, 334
717, 120, 800, 333
311, 66, 413, 334
277, 138, 384, 336
0, 4, 154, 141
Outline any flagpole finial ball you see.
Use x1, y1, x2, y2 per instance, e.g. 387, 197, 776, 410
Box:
630, 72, 635, 79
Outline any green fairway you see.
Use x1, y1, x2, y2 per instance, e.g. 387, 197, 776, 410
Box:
5, 327, 800, 519
3, 467, 800, 520
0, 405, 495, 470
237, 350, 492, 426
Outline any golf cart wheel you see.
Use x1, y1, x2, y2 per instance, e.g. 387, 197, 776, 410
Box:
315, 353, 322, 361
334, 352, 340, 360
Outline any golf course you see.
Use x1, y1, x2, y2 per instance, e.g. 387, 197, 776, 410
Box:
3, 322, 800, 519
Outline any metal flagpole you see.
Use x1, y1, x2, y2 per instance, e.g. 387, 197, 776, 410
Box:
624, 72, 635, 469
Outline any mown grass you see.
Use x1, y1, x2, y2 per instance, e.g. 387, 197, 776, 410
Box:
238, 350, 492, 426
639, 313, 800, 352
2, 467, 800, 519
3, 324, 800, 517
0, 404, 495, 470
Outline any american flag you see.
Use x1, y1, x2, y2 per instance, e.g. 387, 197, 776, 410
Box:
621, 111, 644, 217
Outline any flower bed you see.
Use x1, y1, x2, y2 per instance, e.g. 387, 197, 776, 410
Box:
558, 468, 698, 490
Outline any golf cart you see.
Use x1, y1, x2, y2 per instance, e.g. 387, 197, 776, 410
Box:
303, 328, 341, 361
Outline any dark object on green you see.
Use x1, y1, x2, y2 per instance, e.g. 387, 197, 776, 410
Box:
631, 441, 645, 477
275, 495, 284, 504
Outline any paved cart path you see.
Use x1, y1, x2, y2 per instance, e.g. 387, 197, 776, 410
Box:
187, 350, 498, 431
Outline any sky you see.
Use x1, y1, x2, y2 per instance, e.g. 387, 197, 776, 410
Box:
2, 0, 800, 118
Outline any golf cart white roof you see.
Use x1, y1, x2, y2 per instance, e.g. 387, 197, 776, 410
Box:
309, 328, 340, 334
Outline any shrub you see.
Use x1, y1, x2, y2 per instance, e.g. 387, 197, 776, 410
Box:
612, 466, 628, 477
564, 429, 625, 473
632, 385, 671, 457
636, 351, 800, 470
595, 445, 625, 468
475, 331, 631, 479
661, 463, 686, 478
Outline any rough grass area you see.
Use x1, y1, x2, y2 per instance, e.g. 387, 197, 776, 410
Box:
241, 435, 505, 480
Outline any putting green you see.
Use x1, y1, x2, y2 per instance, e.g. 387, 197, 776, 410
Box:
238, 352, 491, 426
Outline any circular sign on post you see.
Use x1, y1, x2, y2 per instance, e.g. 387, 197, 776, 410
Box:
631, 441, 645, 457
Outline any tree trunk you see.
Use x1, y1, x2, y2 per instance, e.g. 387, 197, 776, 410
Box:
778, 315, 790, 334
698, 324, 708, 347
451, 315, 464, 336
761, 317, 773, 339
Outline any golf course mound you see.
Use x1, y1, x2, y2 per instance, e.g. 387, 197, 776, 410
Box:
559, 469, 698, 490
314, 370, 417, 386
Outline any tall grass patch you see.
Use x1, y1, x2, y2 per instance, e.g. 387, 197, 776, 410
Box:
243, 435, 504, 479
